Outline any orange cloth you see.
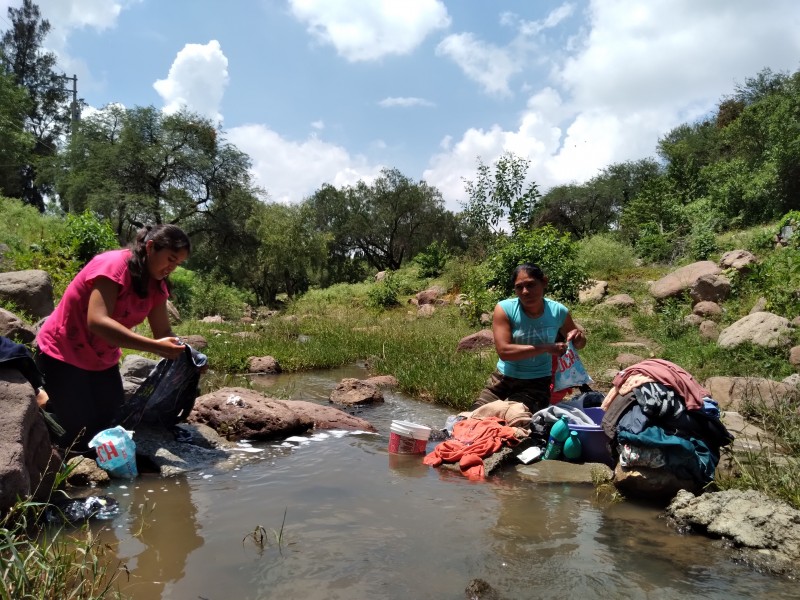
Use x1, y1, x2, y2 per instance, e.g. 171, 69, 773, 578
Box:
423, 416, 519, 479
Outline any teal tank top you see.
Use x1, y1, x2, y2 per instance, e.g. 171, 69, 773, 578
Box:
496, 297, 568, 379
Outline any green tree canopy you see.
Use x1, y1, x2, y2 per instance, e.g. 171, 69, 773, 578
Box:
0, 72, 34, 199
308, 168, 456, 273
42, 105, 259, 242
461, 152, 540, 237
0, 0, 70, 210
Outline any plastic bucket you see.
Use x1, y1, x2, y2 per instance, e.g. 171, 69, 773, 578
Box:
567, 407, 613, 466
388, 420, 431, 455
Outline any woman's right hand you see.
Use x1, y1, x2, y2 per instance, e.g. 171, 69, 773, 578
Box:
153, 336, 186, 360
547, 342, 568, 356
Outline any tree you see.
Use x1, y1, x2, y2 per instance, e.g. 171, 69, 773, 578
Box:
307, 169, 455, 274
245, 202, 328, 304
461, 152, 540, 237
44, 105, 259, 242
532, 158, 661, 238
0, 0, 71, 210
0, 72, 34, 198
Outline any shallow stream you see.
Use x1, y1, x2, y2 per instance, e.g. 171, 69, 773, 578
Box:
90, 364, 796, 599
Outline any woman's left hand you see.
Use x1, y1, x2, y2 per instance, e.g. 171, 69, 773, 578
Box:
566, 328, 586, 348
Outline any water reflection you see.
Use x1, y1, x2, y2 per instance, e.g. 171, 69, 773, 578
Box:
112, 477, 203, 598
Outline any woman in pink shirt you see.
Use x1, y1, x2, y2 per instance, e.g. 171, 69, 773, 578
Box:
36, 224, 191, 453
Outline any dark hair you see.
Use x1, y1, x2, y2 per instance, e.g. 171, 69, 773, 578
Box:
512, 263, 545, 283
128, 224, 191, 298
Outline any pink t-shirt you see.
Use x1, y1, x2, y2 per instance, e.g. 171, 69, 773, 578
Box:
37, 249, 168, 371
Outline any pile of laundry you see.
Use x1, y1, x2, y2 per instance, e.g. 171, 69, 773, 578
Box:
423, 400, 533, 479
601, 358, 734, 491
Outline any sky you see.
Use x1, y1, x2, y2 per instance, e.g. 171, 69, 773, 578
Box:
2, 0, 800, 213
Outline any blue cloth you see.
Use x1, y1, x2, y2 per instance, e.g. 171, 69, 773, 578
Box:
496, 297, 567, 379
617, 425, 718, 485
0, 335, 42, 389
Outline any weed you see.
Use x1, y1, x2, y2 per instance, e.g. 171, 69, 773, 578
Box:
242, 508, 289, 555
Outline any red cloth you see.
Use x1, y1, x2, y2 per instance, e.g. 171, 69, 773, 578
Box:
612, 358, 709, 411
423, 416, 519, 479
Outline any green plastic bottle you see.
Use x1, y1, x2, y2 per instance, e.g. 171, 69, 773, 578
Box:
563, 430, 582, 461
543, 416, 571, 460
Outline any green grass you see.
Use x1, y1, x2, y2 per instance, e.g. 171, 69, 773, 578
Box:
0, 492, 128, 599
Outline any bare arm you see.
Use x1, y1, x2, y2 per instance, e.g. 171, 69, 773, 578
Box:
560, 312, 587, 350
87, 278, 184, 360
492, 303, 567, 362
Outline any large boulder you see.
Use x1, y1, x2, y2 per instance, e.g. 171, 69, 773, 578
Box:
613, 464, 702, 500
703, 376, 799, 411
415, 286, 446, 306
717, 312, 792, 349
597, 294, 636, 309
120, 354, 157, 400
0, 307, 36, 343
278, 400, 377, 431
649, 261, 721, 301
579, 280, 608, 304
329, 378, 384, 406
0, 368, 57, 510
247, 355, 281, 374
719, 249, 757, 273
666, 489, 800, 576
189, 387, 312, 441
457, 329, 494, 352
0, 270, 54, 318
692, 301, 721, 318
689, 273, 731, 304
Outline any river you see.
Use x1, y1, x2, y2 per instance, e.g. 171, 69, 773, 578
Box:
89, 364, 796, 599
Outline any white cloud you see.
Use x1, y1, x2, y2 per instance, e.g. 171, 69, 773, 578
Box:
440, 4, 574, 97
288, 0, 451, 62
153, 40, 229, 124
436, 33, 519, 97
227, 124, 384, 204
16, 0, 135, 95
426, 0, 800, 212
378, 96, 435, 108
311, 120, 325, 130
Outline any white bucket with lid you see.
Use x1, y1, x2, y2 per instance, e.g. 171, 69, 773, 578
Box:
388, 420, 431, 454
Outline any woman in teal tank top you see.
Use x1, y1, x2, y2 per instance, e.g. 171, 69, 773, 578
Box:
473, 263, 586, 413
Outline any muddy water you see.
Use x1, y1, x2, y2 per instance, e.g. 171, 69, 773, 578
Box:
94, 364, 796, 600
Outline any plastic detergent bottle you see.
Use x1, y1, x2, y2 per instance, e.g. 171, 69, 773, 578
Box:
563, 430, 582, 461
543, 416, 571, 460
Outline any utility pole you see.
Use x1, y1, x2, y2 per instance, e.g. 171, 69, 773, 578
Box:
59, 73, 80, 132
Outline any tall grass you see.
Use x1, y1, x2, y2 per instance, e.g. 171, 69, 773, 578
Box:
716, 390, 800, 509
0, 497, 128, 600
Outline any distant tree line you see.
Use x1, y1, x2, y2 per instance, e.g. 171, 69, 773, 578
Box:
2, 1, 799, 304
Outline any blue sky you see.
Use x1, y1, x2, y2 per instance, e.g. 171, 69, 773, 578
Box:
3, 0, 800, 212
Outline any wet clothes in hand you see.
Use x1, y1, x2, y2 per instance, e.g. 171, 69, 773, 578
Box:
115, 344, 207, 431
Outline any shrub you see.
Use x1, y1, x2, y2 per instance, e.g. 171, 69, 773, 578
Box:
59, 211, 119, 265
169, 267, 254, 320
688, 224, 718, 260
635, 225, 674, 264
576, 234, 637, 280
412, 241, 451, 278
366, 272, 400, 309
462, 225, 588, 319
